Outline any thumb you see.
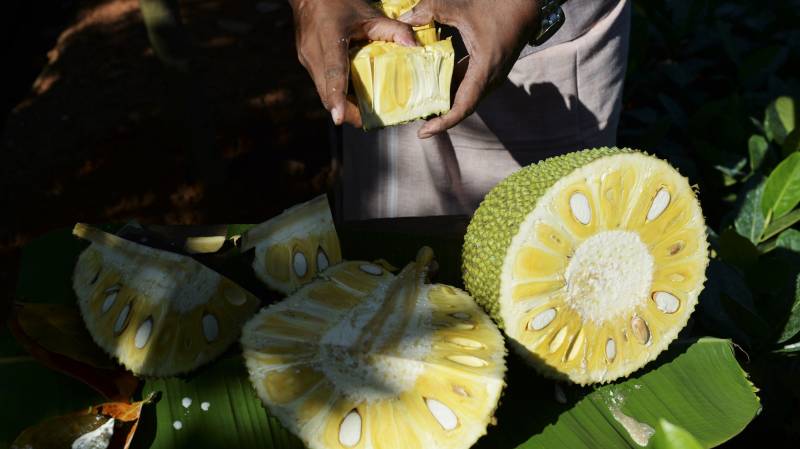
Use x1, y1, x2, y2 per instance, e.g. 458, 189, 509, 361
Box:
397, 1, 436, 27
362, 17, 417, 47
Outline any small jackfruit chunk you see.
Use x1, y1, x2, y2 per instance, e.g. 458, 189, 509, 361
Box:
241, 195, 342, 295
72, 223, 260, 376
350, 2, 454, 130
462, 148, 709, 384
242, 248, 506, 449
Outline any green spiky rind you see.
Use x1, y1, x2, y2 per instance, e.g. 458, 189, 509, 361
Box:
462, 147, 633, 328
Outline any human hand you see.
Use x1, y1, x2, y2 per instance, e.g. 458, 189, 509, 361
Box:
399, 0, 541, 138
289, 0, 417, 127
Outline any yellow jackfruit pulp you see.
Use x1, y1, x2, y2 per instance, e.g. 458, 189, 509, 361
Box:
241, 195, 342, 295
72, 223, 260, 376
242, 248, 506, 449
351, 1, 454, 129
462, 148, 709, 384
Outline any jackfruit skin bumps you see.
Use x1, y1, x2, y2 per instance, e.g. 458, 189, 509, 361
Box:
463, 148, 709, 384
464, 148, 628, 323
350, 1, 454, 129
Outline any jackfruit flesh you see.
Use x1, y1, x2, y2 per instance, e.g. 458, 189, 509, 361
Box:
350, 1, 454, 129
462, 148, 709, 384
72, 223, 260, 376
242, 248, 506, 449
241, 195, 342, 295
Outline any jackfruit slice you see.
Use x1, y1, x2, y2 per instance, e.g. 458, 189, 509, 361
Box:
350, 1, 454, 129
72, 223, 260, 376
242, 248, 506, 449
241, 195, 342, 295
463, 148, 709, 384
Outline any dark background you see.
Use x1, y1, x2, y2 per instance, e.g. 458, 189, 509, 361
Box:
2, 0, 799, 446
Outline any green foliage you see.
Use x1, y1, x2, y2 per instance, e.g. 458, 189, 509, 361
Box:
652, 420, 704, 449
623, 0, 800, 444
762, 152, 800, 220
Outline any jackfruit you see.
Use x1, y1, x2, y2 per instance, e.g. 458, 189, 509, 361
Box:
241, 195, 342, 295
462, 148, 709, 384
350, 1, 454, 129
242, 248, 506, 449
72, 223, 260, 376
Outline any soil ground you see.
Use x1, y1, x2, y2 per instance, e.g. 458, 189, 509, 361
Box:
2, 0, 335, 309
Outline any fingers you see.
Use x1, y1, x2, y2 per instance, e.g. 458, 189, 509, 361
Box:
418, 58, 490, 138
398, 0, 437, 26
361, 17, 416, 47
320, 34, 351, 125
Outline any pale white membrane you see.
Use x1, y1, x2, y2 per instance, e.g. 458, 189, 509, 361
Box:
499, 153, 708, 382
317, 283, 433, 403
242, 267, 507, 449
563, 230, 654, 322
78, 244, 222, 314
72, 417, 115, 449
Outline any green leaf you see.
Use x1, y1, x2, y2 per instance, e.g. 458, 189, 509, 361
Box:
734, 180, 766, 244
764, 96, 796, 144
777, 274, 800, 344
748, 135, 769, 172
761, 152, 800, 219
776, 229, 800, 252
651, 420, 704, 449
762, 208, 800, 241
490, 338, 758, 449
138, 356, 303, 449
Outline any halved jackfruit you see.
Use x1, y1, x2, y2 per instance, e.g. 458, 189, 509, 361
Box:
242, 248, 506, 449
72, 224, 260, 376
241, 195, 342, 295
350, 1, 454, 129
463, 148, 709, 384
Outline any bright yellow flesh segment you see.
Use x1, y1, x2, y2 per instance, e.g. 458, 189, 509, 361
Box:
72, 224, 260, 376
242, 249, 505, 449
243, 195, 343, 295
352, 1, 453, 130
501, 153, 708, 384
351, 40, 454, 130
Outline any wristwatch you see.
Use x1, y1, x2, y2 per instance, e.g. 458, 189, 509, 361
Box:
529, 0, 567, 46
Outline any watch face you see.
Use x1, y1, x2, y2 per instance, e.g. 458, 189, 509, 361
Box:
531, 0, 566, 46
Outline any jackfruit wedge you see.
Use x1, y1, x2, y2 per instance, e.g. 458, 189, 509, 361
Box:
241, 195, 342, 295
463, 148, 709, 384
350, 1, 454, 129
72, 224, 260, 376
242, 248, 506, 449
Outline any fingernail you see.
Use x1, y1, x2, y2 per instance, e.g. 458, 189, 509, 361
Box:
331, 106, 343, 125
